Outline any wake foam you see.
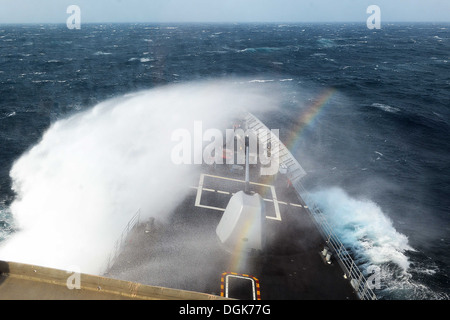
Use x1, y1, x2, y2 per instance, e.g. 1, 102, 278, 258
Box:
308, 187, 450, 299
309, 187, 414, 272
0, 80, 278, 275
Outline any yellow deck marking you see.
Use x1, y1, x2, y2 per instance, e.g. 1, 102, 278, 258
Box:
221, 272, 261, 300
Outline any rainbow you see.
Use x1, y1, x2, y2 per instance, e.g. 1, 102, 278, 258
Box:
228, 218, 254, 272
226, 88, 337, 273
255, 87, 337, 189
285, 87, 336, 152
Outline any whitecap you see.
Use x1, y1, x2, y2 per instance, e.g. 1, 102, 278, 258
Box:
94, 51, 112, 56
248, 79, 275, 83
371, 103, 400, 114
0, 112, 16, 120
32, 80, 54, 83
238, 48, 256, 53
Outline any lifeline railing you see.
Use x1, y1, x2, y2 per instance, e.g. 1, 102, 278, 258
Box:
245, 112, 377, 300
292, 181, 377, 300
103, 208, 141, 273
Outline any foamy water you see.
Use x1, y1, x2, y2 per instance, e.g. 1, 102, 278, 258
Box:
309, 187, 414, 272
0, 80, 278, 275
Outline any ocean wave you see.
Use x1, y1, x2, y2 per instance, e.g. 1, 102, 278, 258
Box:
0, 205, 13, 242
237, 46, 291, 53
32, 80, 55, 83
309, 187, 414, 273
248, 79, 275, 83
317, 38, 336, 48
308, 187, 449, 299
0, 80, 279, 275
0, 111, 16, 120
237, 48, 257, 53
248, 79, 294, 83
377, 263, 449, 300
94, 51, 113, 56
371, 103, 401, 114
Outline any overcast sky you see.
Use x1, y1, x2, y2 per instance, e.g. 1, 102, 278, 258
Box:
0, 0, 449, 24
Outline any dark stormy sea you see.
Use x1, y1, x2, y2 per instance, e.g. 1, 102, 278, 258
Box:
0, 23, 448, 300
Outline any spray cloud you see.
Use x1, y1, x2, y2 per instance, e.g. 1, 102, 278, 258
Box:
0, 79, 279, 275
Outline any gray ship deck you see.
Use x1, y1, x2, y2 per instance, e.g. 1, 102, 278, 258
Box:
105, 162, 358, 300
